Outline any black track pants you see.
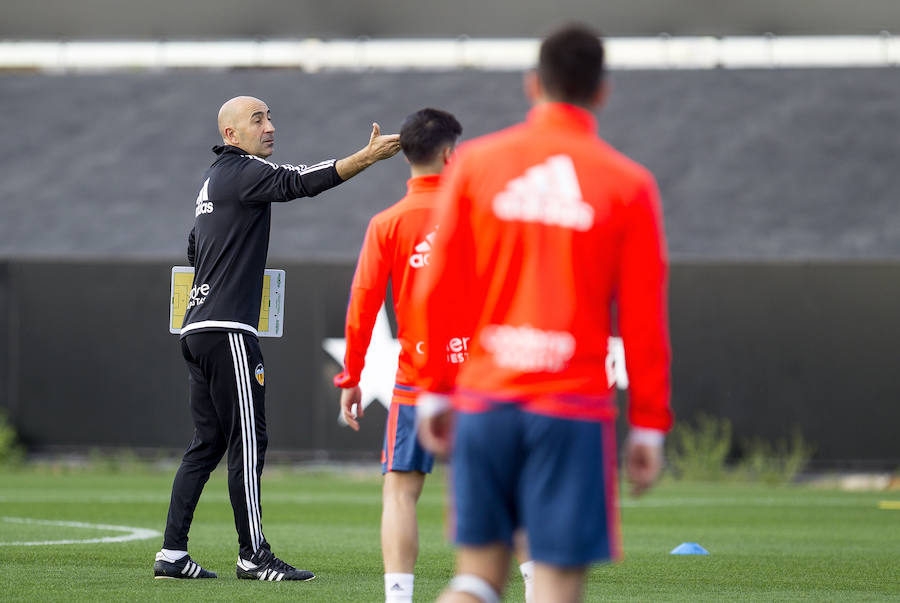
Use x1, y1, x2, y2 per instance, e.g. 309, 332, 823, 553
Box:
163, 331, 268, 559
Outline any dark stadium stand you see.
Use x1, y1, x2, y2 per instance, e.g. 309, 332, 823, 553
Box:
2, 68, 899, 261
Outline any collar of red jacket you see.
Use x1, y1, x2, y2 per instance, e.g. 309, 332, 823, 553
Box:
527, 102, 597, 134
406, 173, 442, 194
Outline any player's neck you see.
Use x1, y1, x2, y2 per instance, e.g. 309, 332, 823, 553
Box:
409, 163, 443, 179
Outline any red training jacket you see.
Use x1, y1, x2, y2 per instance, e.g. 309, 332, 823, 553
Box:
412, 103, 673, 431
334, 175, 468, 393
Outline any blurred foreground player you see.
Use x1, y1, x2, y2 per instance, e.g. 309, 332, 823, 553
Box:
154, 96, 400, 581
414, 25, 674, 602
334, 108, 466, 602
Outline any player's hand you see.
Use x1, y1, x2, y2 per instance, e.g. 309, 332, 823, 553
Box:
365, 122, 401, 162
417, 409, 454, 458
334, 122, 401, 180
340, 386, 363, 431
624, 439, 663, 497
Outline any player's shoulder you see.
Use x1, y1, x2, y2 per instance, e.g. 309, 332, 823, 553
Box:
443, 124, 532, 187
213, 146, 269, 167
367, 194, 430, 233
379, 189, 439, 218
581, 142, 659, 212
592, 138, 656, 187
370, 197, 408, 226
237, 153, 280, 173
456, 122, 654, 187
210, 148, 278, 185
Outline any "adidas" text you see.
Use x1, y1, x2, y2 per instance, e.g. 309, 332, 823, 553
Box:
492, 155, 594, 231
409, 228, 438, 268
195, 178, 214, 217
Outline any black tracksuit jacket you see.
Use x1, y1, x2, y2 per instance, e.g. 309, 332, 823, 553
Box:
181, 144, 342, 337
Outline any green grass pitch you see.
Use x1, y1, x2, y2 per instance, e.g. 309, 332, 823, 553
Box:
1, 465, 898, 601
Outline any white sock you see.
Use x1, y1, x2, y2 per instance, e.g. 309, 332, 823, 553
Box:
519, 561, 535, 603
159, 548, 188, 562
449, 574, 500, 603
385, 572, 414, 603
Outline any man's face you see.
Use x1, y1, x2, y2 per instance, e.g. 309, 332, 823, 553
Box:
231, 100, 275, 158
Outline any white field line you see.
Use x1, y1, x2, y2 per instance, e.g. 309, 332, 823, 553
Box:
0, 516, 160, 546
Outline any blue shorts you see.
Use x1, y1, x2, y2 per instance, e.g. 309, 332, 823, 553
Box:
382, 389, 435, 475
450, 400, 621, 567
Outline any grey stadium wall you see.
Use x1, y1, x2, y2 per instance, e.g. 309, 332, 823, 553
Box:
5, 0, 900, 37
1, 258, 898, 468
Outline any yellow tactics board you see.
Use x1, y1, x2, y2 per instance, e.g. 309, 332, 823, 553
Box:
169, 266, 285, 337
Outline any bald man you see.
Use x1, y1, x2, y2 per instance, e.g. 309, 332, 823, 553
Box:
154, 96, 400, 582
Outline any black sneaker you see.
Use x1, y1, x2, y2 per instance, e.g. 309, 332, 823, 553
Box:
236, 547, 315, 581
153, 552, 217, 579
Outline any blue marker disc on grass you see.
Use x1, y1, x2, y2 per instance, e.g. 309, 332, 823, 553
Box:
670, 542, 710, 555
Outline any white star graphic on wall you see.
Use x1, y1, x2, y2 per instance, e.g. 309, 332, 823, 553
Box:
322, 304, 401, 424
606, 336, 629, 390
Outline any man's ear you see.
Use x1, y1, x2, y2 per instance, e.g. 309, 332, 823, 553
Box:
442, 145, 454, 164
591, 80, 610, 110
523, 69, 543, 104
224, 127, 238, 145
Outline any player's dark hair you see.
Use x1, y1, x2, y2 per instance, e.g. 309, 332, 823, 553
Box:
538, 24, 605, 106
399, 108, 463, 165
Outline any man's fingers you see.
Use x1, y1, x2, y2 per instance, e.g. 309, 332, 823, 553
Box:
417, 411, 453, 457
373, 134, 400, 148
356, 399, 364, 419
417, 417, 438, 453
624, 440, 663, 498
419, 428, 448, 456
341, 400, 359, 431
364, 121, 400, 161
372, 133, 401, 159
340, 387, 363, 431
342, 408, 359, 431
626, 462, 653, 496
